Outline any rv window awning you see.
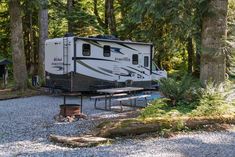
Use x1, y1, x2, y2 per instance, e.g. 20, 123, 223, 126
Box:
0, 59, 12, 65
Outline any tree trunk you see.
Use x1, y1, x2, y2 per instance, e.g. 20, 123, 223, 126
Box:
93, 0, 107, 30
38, 0, 48, 81
29, 12, 34, 75
187, 37, 194, 74
200, 0, 228, 85
67, 0, 75, 33
9, 0, 28, 90
105, 0, 116, 35
193, 42, 201, 78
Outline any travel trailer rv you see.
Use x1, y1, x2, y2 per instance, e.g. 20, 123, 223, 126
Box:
45, 35, 167, 92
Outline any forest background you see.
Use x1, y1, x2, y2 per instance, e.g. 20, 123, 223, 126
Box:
0, 0, 234, 90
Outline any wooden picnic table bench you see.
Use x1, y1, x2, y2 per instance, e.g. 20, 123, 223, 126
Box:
90, 93, 128, 109
95, 87, 144, 111
90, 93, 127, 109
115, 94, 151, 111
90, 93, 128, 100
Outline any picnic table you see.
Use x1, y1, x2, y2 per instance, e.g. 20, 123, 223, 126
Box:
95, 87, 144, 110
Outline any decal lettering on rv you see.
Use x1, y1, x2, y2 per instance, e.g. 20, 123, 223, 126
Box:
115, 57, 130, 62
51, 62, 63, 65
54, 57, 62, 61
52, 57, 63, 66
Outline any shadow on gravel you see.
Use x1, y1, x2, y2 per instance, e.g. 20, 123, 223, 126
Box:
11, 145, 129, 157
168, 132, 235, 157
7, 131, 235, 157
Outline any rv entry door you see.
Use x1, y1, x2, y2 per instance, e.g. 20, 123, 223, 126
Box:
141, 53, 151, 81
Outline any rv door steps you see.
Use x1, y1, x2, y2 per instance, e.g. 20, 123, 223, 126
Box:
115, 94, 151, 111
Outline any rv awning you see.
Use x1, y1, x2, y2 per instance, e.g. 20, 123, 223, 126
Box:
0, 59, 12, 65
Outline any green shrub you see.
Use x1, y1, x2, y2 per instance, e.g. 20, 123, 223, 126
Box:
140, 98, 197, 119
159, 75, 199, 106
190, 82, 235, 116
141, 80, 235, 119
140, 98, 169, 119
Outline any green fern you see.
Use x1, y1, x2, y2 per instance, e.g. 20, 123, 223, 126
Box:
159, 75, 199, 106
191, 82, 235, 116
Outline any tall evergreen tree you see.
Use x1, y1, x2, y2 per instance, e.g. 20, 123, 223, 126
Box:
93, 0, 116, 35
67, 0, 75, 33
9, 0, 28, 90
38, 0, 48, 80
200, 0, 228, 84
105, 0, 116, 35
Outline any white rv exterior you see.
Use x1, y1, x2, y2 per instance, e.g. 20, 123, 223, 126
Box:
45, 36, 167, 92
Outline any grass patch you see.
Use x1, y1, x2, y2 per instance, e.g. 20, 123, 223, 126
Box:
140, 98, 197, 119
140, 97, 235, 119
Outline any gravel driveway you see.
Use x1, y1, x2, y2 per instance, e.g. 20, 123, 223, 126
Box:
0, 95, 235, 157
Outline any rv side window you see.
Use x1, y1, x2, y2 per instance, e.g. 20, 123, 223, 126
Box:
144, 56, 149, 67
82, 44, 91, 56
132, 54, 138, 65
103, 45, 111, 57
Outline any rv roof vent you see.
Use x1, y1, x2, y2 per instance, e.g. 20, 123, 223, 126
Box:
95, 35, 119, 40
88, 36, 96, 38
64, 33, 74, 37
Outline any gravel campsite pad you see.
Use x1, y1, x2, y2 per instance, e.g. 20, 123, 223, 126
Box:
0, 96, 235, 157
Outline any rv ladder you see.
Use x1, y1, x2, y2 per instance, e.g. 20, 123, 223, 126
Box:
63, 37, 69, 74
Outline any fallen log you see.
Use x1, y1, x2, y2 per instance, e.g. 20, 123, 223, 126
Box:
49, 115, 235, 147
49, 134, 113, 147
95, 115, 235, 138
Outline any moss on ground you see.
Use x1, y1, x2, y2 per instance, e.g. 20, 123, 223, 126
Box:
0, 89, 44, 100
96, 115, 235, 138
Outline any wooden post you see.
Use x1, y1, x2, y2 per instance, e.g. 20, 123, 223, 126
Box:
3, 66, 8, 88
0, 74, 2, 89
0, 65, 8, 88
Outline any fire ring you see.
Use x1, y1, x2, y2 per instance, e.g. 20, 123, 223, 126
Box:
59, 104, 81, 117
